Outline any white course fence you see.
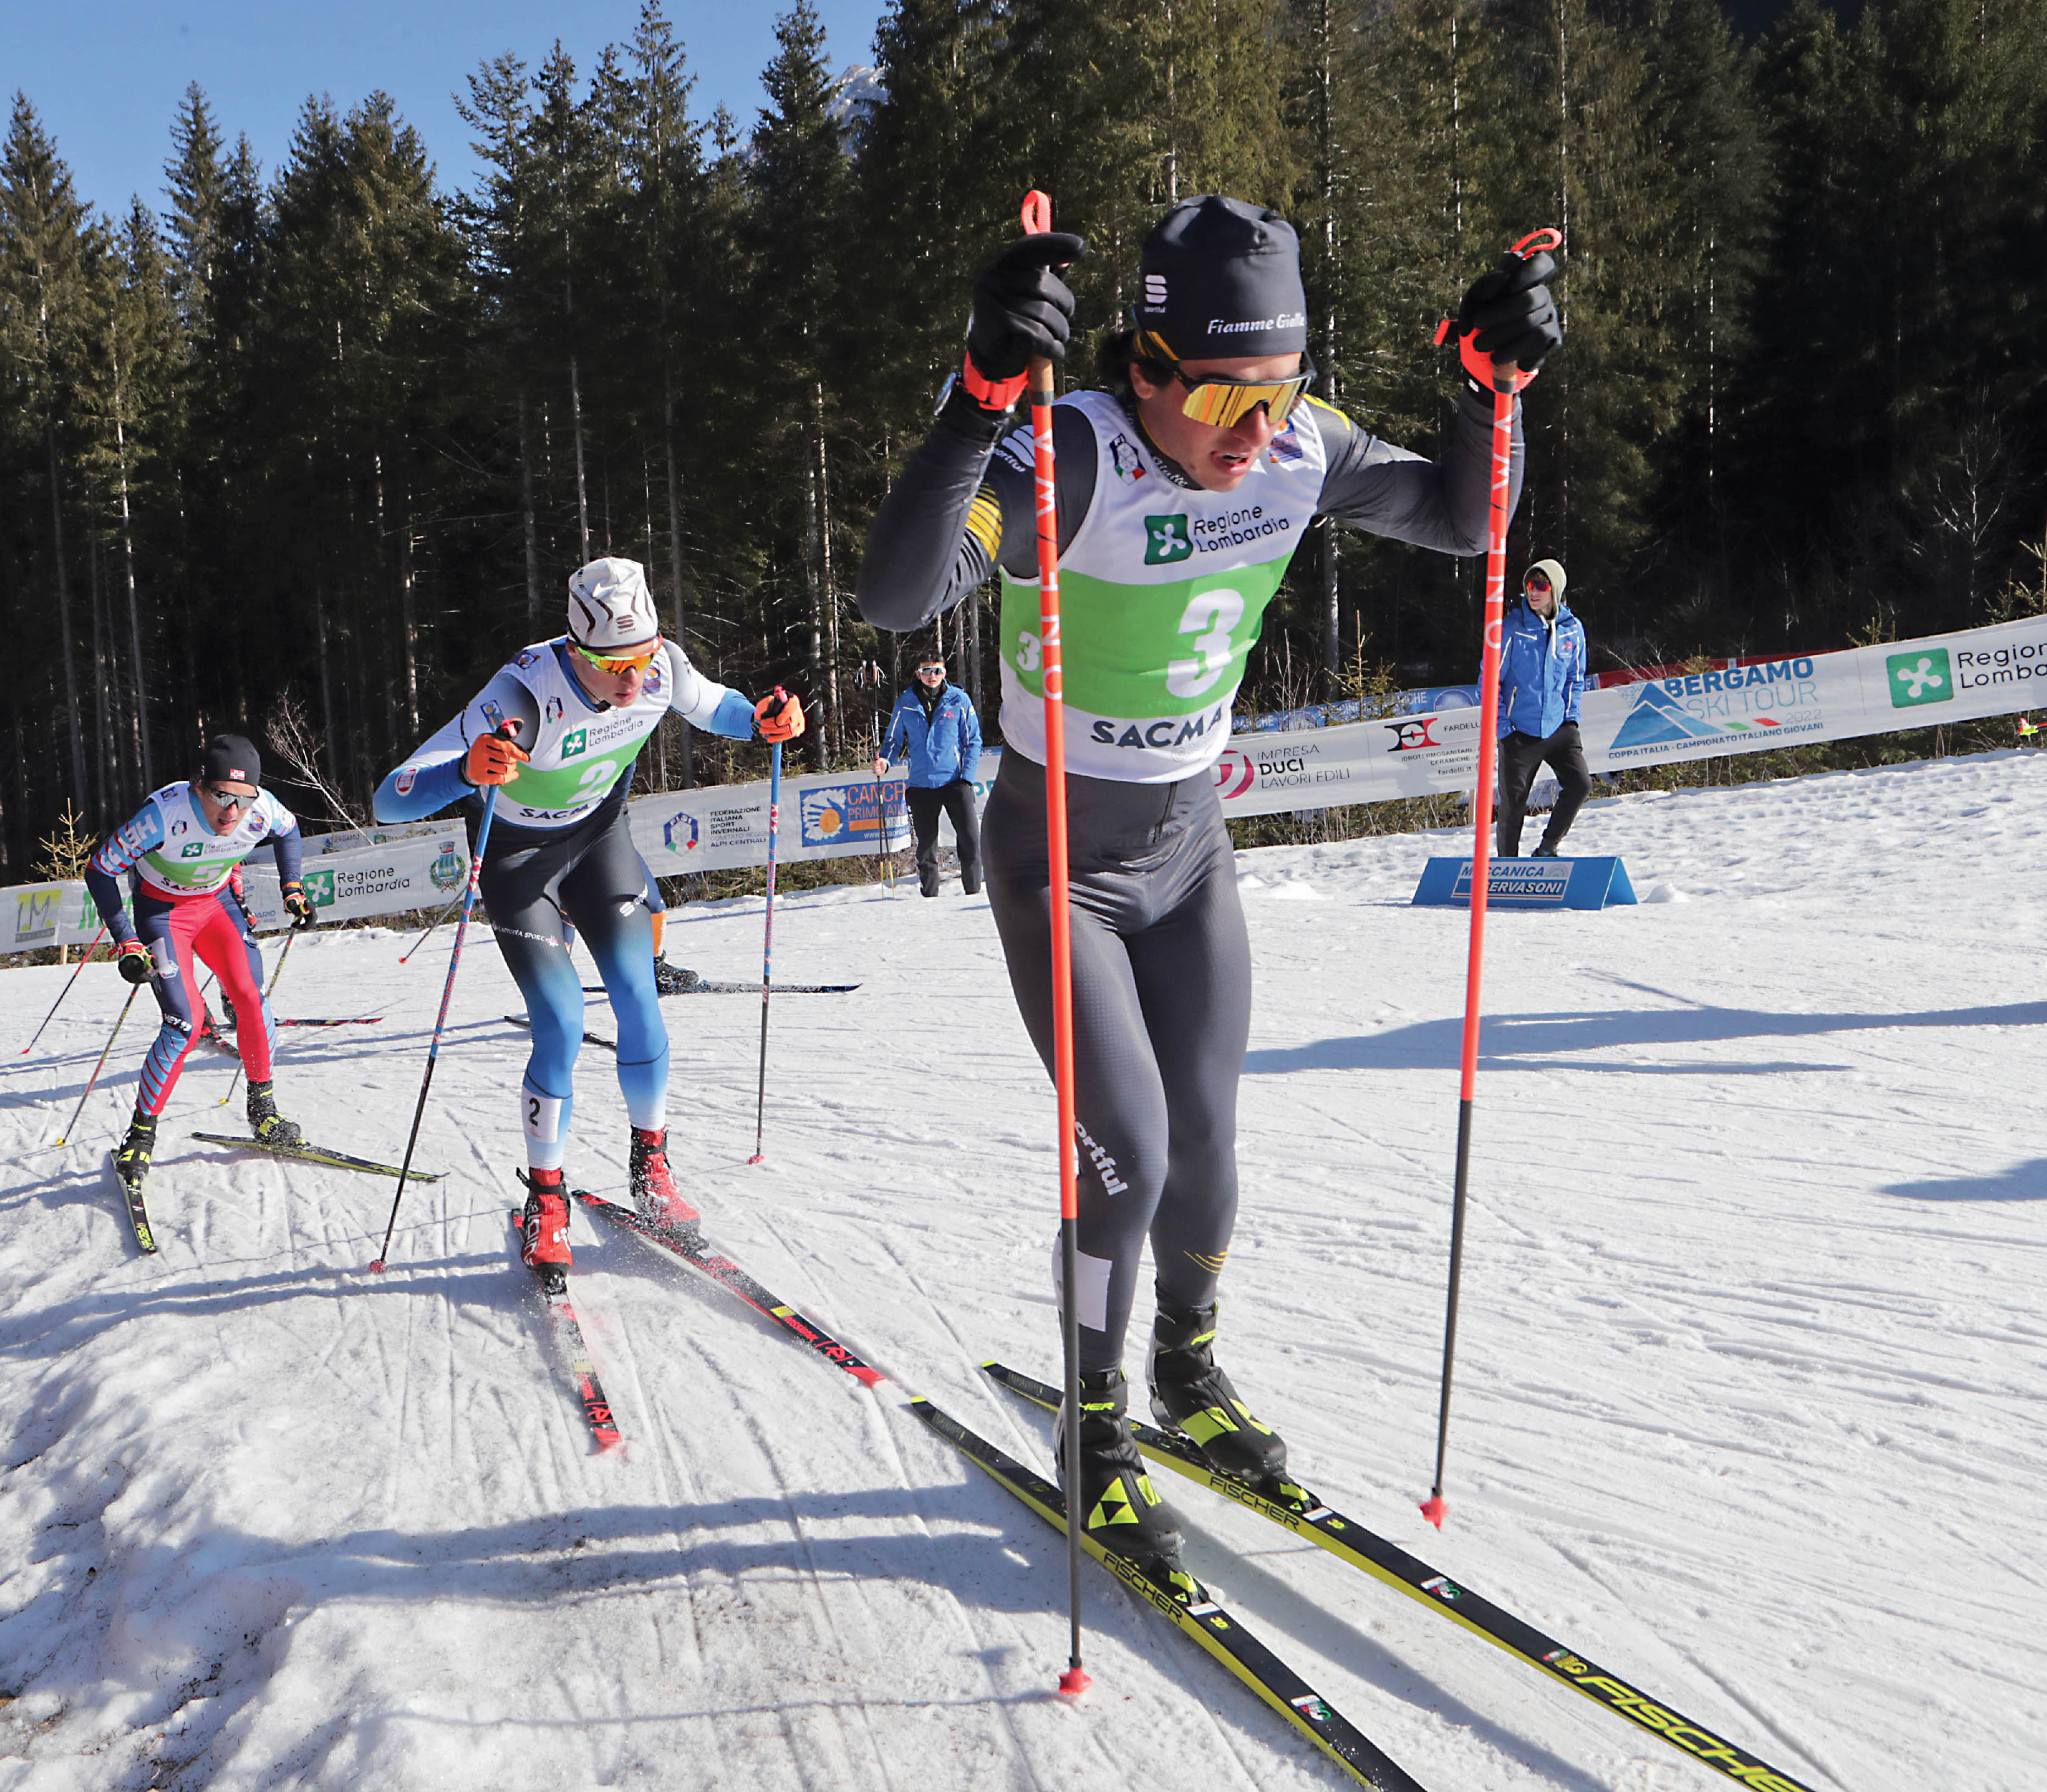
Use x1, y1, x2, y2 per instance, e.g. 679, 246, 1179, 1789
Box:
8, 614, 2043, 952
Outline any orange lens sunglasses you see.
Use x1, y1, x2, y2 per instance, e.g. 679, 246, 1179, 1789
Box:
572, 638, 663, 676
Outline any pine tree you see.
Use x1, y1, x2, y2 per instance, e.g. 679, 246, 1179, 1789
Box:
75, 199, 182, 799
0, 96, 102, 815
616, 1, 708, 783
747, 2, 853, 763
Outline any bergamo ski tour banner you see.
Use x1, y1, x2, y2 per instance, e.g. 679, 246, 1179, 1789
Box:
1213, 612, 2047, 817
4, 615, 2042, 951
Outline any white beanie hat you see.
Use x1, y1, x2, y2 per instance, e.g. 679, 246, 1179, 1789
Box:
566, 557, 661, 651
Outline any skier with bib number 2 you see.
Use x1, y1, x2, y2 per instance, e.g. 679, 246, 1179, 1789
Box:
857, 195, 1559, 1571
374, 557, 804, 1271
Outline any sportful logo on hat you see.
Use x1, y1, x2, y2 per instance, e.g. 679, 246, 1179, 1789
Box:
1143, 273, 1168, 308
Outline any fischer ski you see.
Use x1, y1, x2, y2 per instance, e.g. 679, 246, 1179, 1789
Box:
581, 982, 860, 996
107, 1153, 158, 1255
508, 1211, 622, 1451
505, 1015, 616, 1053
986, 1363, 1819, 1792
911, 1396, 1430, 1792
574, 1190, 883, 1387
189, 1132, 443, 1182
277, 1016, 384, 1027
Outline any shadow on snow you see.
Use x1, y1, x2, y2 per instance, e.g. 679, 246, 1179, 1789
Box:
1247, 999, 2047, 1077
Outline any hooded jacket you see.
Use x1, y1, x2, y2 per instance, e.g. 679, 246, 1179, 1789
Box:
1495, 572, 1586, 738
883, 680, 982, 787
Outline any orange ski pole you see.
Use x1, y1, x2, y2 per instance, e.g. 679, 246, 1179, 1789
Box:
1422, 227, 1562, 1530
1020, 187, 1091, 1697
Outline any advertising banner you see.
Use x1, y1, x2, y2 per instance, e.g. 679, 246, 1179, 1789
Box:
1411, 856, 1638, 911
236, 830, 473, 931
1, 881, 99, 954
631, 760, 997, 875
9, 616, 2043, 952
1212, 615, 2047, 817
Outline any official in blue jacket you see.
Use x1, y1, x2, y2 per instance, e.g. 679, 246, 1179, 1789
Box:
874, 653, 984, 896
1494, 558, 1592, 858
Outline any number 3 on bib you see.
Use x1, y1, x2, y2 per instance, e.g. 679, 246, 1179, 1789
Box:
1165, 588, 1245, 700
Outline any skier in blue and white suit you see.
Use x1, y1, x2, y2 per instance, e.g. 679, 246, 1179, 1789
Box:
375, 556, 806, 1272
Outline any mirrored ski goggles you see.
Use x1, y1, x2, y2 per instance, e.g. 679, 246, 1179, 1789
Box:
1140, 335, 1315, 430
1171, 360, 1314, 430
572, 637, 663, 676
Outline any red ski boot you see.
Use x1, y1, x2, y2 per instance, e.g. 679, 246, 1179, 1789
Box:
630, 1127, 700, 1236
519, 1169, 573, 1280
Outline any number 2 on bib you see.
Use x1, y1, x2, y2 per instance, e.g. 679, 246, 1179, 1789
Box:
1165, 588, 1245, 699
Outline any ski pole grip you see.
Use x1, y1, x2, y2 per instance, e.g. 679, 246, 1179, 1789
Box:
1021, 191, 1058, 401
1491, 228, 1561, 392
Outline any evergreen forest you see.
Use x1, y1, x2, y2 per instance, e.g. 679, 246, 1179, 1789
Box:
3, 0, 2044, 876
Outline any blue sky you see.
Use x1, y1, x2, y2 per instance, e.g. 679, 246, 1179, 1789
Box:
2, 2, 890, 217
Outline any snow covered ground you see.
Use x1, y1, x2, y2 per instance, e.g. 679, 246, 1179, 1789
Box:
3, 749, 2043, 1791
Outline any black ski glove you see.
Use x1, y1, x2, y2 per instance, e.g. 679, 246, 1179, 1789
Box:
1454, 249, 1561, 391
959, 232, 1087, 415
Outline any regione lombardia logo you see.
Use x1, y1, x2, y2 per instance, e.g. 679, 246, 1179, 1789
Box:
1887, 648, 1951, 708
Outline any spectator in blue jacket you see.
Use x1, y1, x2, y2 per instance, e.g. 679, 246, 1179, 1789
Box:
1495, 558, 1591, 858
874, 653, 984, 896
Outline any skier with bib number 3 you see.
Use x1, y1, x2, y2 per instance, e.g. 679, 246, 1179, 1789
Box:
374, 557, 804, 1272
858, 195, 1559, 1571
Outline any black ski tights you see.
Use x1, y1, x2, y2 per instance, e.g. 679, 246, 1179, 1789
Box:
983, 753, 1251, 1374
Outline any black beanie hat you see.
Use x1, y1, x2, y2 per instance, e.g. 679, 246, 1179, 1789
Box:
199, 733, 262, 787
1132, 195, 1308, 362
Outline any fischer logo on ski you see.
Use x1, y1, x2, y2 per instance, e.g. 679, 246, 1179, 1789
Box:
983, 1361, 1821, 1792
910, 1396, 1430, 1791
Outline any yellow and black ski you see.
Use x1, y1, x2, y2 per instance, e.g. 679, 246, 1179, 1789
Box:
189, 1132, 442, 1182
911, 1395, 1432, 1792
986, 1361, 1819, 1792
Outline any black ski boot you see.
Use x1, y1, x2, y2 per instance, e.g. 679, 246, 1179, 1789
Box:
1057, 1366, 1185, 1573
653, 956, 701, 995
113, 1110, 156, 1184
1148, 1301, 1289, 1489
245, 1079, 302, 1149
